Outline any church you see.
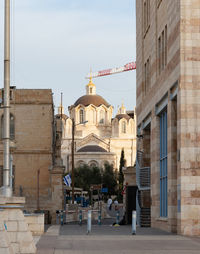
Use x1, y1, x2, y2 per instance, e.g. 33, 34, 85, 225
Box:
60, 77, 136, 172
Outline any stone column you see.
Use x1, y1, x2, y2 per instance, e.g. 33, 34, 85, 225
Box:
179, 0, 200, 236
178, 82, 200, 235
167, 98, 177, 233
0, 196, 36, 254
50, 166, 65, 223
150, 109, 161, 228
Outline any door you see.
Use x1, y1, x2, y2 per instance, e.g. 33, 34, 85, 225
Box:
126, 186, 137, 224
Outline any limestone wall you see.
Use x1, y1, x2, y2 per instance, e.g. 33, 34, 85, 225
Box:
0, 89, 65, 223
0, 211, 15, 254
24, 214, 44, 236
0, 196, 36, 253
0, 89, 54, 213
178, 0, 200, 236
136, 0, 200, 235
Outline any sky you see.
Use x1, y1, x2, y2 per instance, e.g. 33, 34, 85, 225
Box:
0, 0, 136, 116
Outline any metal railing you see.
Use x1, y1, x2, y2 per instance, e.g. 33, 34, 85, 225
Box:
136, 189, 141, 226
136, 151, 151, 227
136, 151, 151, 191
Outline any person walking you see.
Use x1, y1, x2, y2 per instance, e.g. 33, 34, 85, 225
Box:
114, 199, 119, 211
107, 197, 112, 211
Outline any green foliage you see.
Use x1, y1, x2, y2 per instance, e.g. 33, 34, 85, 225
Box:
102, 163, 117, 195
73, 163, 117, 196
118, 148, 126, 201
74, 164, 101, 192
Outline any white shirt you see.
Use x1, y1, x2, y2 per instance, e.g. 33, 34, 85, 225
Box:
107, 198, 112, 206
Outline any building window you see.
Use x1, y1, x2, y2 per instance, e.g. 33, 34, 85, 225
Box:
160, 109, 168, 217
158, 36, 161, 74
1, 114, 15, 140
99, 110, 105, 124
144, 57, 150, 95
165, 25, 167, 66
77, 160, 85, 168
89, 160, 98, 168
144, 0, 150, 36
90, 87, 93, 94
122, 121, 126, 133
158, 25, 167, 74
79, 109, 84, 123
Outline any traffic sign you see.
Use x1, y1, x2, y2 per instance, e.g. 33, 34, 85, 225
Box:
101, 188, 108, 193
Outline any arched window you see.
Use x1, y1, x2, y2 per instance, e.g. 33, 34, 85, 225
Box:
79, 109, 84, 123
122, 121, 126, 133
1, 114, 15, 140
99, 110, 105, 124
76, 160, 85, 168
89, 160, 98, 168
90, 87, 93, 94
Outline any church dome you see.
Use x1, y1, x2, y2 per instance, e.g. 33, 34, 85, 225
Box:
114, 103, 131, 121
115, 114, 131, 121
74, 95, 110, 107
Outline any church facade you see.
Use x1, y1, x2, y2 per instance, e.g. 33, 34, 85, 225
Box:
61, 78, 136, 172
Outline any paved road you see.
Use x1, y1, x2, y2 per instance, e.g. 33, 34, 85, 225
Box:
36, 220, 200, 254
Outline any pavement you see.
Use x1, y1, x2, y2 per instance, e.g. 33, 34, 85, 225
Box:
35, 216, 200, 254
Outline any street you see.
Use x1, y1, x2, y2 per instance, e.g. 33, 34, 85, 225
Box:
36, 219, 200, 254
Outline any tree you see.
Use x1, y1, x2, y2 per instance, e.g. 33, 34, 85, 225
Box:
73, 163, 117, 199
118, 148, 126, 200
102, 163, 117, 196
74, 164, 101, 192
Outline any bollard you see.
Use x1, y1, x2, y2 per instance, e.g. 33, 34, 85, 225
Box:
87, 210, 92, 234
60, 210, 64, 226
79, 210, 83, 226
132, 210, 136, 235
116, 210, 120, 225
98, 210, 101, 225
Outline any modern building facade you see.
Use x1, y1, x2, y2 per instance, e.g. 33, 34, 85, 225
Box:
136, 0, 200, 235
61, 78, 137, 172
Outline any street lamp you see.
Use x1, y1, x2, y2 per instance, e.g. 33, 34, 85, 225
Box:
71, 119, 88, 204
1, 0, 12, 197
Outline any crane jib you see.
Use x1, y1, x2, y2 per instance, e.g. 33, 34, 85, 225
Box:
86, 62, 136, 79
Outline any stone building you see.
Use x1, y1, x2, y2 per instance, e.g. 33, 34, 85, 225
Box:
136, 0, 200, 235
0, 88, 65, 223
61, 77, 136, 172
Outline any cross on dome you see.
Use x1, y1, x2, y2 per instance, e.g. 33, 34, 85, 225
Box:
86, 69, 96, 95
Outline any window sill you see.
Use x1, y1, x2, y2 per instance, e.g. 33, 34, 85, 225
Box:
156, 217, 168, 222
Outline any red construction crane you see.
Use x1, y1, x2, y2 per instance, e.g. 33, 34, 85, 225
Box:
85, 62, 136, 79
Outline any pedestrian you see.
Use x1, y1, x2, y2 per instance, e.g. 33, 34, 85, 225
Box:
114, 199, 119, 211
107, 197, 112, 211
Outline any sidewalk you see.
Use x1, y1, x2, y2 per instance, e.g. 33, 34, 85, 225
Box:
36, 220, 200, 254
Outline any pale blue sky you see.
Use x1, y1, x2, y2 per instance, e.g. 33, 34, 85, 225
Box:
0, 0, 136, 115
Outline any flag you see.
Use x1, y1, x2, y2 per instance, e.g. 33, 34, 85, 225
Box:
63, 174, 71, 187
